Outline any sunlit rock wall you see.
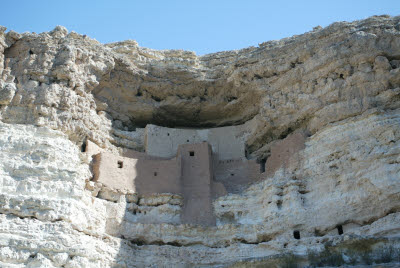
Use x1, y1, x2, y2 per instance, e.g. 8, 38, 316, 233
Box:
0, 15, 399, 267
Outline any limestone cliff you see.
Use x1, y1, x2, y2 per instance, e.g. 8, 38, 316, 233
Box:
0, 15, 399, 267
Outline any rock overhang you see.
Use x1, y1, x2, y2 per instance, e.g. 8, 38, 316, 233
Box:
0, 15, 400, 267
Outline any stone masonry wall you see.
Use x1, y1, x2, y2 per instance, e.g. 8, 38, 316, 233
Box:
179, 143, 216, 225
145, 121, 254, 160
213, 158, 262, 194
92, 152, 181, 195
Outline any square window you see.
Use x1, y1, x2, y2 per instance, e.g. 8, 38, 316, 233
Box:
189, 151, 195, 156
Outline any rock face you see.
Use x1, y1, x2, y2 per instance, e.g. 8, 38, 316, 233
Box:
0, 15, 399, 267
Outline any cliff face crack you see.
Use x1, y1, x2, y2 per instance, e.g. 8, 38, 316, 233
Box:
0, 211, 62, 222
361, 207, 400, 226
0, 211, 109, 241
127, 236, 272, 249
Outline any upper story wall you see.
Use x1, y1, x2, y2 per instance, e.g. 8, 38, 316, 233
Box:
213, 158, 261, 194
178, 143, 215, 225
92, 152, 181, 195
266, 130, 307, 177
145, 120, 255, 160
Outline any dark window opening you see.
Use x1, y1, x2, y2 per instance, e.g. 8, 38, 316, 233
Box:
231, 173, 234, 176
260, 159, 266, 173
189, 151, 195, 156
293, 230, 300, 239
337, 225, 343, 235
118, 161, 123, 168
167, 133, 170, 136
81, 141, 87, 152
154, 172, 157, 176
187, 139, 189, 142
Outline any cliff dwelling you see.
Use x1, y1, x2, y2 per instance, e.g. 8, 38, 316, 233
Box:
1, 15, 399, 267
88, 122, 265, 225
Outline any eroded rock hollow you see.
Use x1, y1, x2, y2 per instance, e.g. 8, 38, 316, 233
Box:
0, 15, 399, 267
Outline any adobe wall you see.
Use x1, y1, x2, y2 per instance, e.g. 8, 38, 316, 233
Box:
134, 157, 182, 195
145, 120, 254, 160
92, 152, 137, 191
121, 147, 166, 160
92, 152, 181, 195
85, 140, 105, 156
213, 158, 261, 194
92, 142, 225, 225
265, 130, 308, 177
178, 143, 216, 226
89, 137, 266, 226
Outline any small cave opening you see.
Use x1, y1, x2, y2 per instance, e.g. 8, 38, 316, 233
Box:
253, 74, 263, 80
293, 230, 300, 240
118, 161, 123, 168
81, 140, 87, 153
151, 95, 162, 102
227, 96, 238, 102
337, 225, 343, 235
259, 158, 266, 173
277, 200, 282, 209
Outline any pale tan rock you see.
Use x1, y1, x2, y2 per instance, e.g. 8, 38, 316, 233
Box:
0, 15, 399, 267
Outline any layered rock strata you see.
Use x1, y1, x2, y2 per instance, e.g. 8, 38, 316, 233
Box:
0, 15, 399, 267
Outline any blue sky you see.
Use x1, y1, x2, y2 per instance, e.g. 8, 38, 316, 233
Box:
1, 0, 399, 55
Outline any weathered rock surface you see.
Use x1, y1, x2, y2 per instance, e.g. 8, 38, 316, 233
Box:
0, 15, 399, 267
